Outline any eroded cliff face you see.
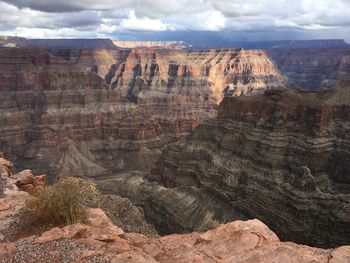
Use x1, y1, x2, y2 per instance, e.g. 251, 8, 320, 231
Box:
268, 48, 350, 90
110, 83, 350, 248
55, 48, 284, 137
1, 156, 350, 263
0, 48, 164, 178
0, 47, 285, 178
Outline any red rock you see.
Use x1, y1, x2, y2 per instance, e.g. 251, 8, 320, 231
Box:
85, 208, 124, 236
80, 250, 103, 259
33, 175, 48, 188
0, 243, 16, 261
0, 158, 12, 170
0, 201, 12, 211
35, 227, 63, 244
330, 246, 350, 263
12, 170, 47, 194
111, 251, 158, 263
18, 183, 36, 194
13, 169, 35, 186
4, 207, 350, 262
62, 224, 88, 239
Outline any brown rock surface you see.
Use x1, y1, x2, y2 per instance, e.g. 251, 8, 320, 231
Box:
0, 48, 164, 178
147, 83, 350, 247
0, 46, 286, 179
4, 212, 350, 263
268, 48, 350, 90
0, 156, 50, 241
102, 82, 350, 248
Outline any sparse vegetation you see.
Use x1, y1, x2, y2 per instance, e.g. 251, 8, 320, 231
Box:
21, 177, 101, 226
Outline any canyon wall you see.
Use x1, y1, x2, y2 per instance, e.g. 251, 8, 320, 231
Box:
2, 44, 350, 182
0, 47, 282, 178
0, 48, 164, 178
102, 83, 350, 247
268, 48, 350, 90
2, 156, 350, 263
153, 83, 350, 247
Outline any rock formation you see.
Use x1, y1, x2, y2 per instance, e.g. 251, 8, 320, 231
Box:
1, 208, 350, 262
268, 48, 350, 90
1, 143, 350, 262
101, 83, 350, 248
0, 48, 164, 178
0, 46, 286, 178
0, 157, 47, 241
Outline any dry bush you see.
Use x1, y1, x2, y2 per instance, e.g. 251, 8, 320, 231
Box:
21, 177, 100, 226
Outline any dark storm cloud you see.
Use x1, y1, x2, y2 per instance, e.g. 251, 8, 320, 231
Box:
1, 0, 118, 12
0, 0, 349, 40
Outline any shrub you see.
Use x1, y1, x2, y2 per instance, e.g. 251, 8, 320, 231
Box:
21, 177, 100, 226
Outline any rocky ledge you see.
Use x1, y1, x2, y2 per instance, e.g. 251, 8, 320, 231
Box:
3, 212, 350, 263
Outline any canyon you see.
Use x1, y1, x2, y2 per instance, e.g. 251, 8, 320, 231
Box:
0, 46, 285, 179
0, 38, 350, 255
100, 81, 350, 248
1, 156, 349, 262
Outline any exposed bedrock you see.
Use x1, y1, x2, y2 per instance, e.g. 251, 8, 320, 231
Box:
107, 84, 350, 248
52, 48, 284, 138
0, 47, 285, 179
0, 48, 164, 178
268, 48, 350, 90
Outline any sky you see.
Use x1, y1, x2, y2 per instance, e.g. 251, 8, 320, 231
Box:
0, 0, 349, 41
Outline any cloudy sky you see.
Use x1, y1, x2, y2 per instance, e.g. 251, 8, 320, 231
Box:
0, 0, 349, 41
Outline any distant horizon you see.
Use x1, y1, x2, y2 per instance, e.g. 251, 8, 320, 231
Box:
1, 35, 349, 44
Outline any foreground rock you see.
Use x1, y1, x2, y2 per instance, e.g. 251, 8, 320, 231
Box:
0, 158, 47, 241
2, 209, 350, 263
0, 157, 156, 242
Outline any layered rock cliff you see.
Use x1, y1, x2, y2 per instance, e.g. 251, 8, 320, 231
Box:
3, 44, 350, 183
0, 48, 164, 178
268, 48, 350, 90
0, 46, 286, 178
54, 48, 284, 138
1, 156, 349, 263
103, 83, 350, 248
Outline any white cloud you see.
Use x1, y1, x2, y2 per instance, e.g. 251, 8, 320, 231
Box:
119, 11, 167, 31
0, 0, 350, 39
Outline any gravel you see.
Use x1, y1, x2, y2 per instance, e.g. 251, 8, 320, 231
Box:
3, 238, 111, 263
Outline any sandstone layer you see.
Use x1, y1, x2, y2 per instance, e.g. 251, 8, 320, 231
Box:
2, 43, 350, 187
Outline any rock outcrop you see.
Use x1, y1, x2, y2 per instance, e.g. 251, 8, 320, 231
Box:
0, 157, 47, 241
2, 41, 350, 183
0, 47, 285, 178
109, 83, 350, 248
1, 154, 350, 262
2, 209, 350, 262
0, 48, 164, 178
